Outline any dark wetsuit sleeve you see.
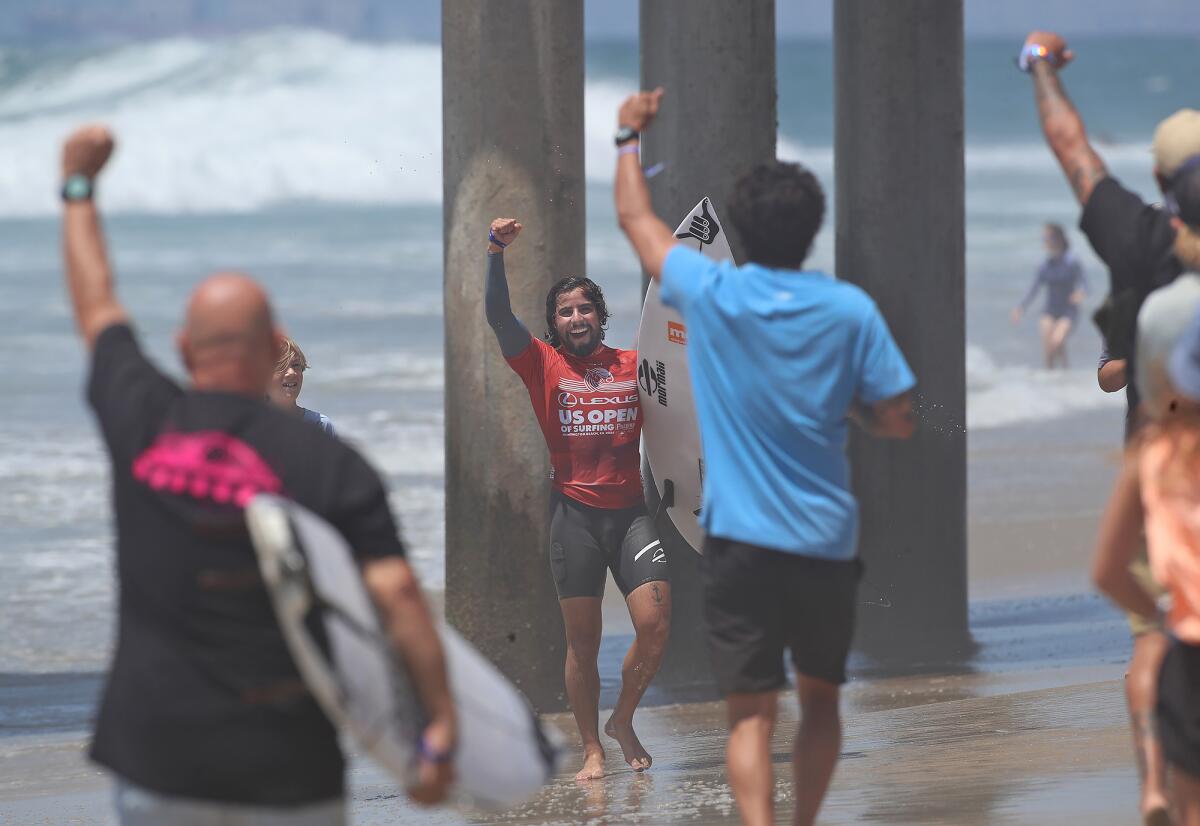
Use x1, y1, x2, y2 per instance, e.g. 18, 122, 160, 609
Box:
1018, 267, 1046, 311
485, 252, 533, 359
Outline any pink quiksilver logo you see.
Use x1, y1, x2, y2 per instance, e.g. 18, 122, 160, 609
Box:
132, 431, 283, 509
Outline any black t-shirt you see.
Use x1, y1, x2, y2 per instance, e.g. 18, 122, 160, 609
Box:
86, 324, 405, 805
1080, 175, 1182, 427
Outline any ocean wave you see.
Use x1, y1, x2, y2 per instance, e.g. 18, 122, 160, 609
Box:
0, 30, 444, 216
315, 351, 444, 389
0, 30, 1164, 218
965, 345, 1125, 430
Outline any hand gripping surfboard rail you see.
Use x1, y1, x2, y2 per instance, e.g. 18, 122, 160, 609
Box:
246, 494, 562, 812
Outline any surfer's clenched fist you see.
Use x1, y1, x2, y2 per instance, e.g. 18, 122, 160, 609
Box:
488, 217, 522, 253
62, 124, 115, 179
618, 87, 664, 132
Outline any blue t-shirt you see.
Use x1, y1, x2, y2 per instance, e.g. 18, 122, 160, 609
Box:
660, 246, 916, 560
301, 407, 336, 437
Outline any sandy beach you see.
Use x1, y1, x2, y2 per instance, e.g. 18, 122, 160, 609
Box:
0, 407, 1139, 825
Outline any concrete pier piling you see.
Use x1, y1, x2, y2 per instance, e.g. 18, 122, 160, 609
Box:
834, 0, 970, 657
442, 1, 586, 711
639, 0, 778, 690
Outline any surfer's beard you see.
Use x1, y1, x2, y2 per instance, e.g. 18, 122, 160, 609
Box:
561, 325, 600, 356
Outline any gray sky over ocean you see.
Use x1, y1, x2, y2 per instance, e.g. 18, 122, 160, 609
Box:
1, 0, 1198, 43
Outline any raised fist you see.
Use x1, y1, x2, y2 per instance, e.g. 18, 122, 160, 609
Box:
62, 124, 115, 180
489, 217, 523, 250
1022, 31, 1074, 68
618, 88, 664, 133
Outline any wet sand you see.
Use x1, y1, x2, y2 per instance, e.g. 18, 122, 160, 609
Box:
450, 668, 1133, 826
0, 409, 1140, 824
0, 591, 1136, 825
0, 665, 1133, 825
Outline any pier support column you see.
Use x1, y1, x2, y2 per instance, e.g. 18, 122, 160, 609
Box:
834, 0, 970, 658
442, 1, 585, 712
640, 0, 777, 691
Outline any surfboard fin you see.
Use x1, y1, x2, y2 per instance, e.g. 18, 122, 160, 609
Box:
654, 478, 675, 524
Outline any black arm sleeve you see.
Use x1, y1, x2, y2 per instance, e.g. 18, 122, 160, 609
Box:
87, 323, 182, 463
484, 252, 533, 359
328, 448, 406, 561
1080, 177, 1148, 296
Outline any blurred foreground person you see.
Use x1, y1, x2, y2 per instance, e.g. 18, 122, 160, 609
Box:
1093, 160, 1200, 826
60, 124, 454, 824
1021, 31, 1200, 822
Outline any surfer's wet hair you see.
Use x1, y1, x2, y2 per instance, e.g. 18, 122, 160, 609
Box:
544, 276, 610, 348
728, 160, 825, 270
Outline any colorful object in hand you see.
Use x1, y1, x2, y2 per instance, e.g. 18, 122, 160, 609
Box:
1017, 43, 1060, 73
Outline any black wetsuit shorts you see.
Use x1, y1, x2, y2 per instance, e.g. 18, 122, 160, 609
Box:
702, 537, 862, 693
549, 491, 668, 599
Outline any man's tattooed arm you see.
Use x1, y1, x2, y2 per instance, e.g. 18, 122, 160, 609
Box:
1032, 61, 1108, 205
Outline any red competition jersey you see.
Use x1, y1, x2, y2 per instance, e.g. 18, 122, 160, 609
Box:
506, 337, 644, 509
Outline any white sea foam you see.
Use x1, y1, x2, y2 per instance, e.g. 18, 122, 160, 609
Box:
0, 31, 444, 216
316, 351, 444, 389
964, 345, 1125, 430
0, 30, 1161, 218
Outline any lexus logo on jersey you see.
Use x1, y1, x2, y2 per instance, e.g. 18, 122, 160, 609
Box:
583, 367, 614, 391
558, 392, 579, 408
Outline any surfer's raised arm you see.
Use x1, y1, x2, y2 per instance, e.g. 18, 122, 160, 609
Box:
61, 125, 129, 349
614, 88, 678, 280
1021, 31, 1108, 206
484, 217, 533, 358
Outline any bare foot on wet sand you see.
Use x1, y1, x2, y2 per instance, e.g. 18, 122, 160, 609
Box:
604, 717, 652, 771
574, 747, 606, 782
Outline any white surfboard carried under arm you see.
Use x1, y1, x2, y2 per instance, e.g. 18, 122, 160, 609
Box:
636, 196, 736, 555
245, 494, 562, 812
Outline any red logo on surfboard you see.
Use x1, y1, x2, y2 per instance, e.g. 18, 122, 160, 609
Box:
667, 321, 687, 346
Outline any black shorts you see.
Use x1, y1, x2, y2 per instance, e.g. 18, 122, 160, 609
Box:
549, 491, 668, 599
702, 537, 861, 694
1157, 638, 1200, 778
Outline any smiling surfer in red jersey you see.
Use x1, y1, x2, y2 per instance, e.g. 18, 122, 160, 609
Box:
484, 217, 671, 781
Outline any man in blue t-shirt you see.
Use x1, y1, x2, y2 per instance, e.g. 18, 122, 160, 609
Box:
612, 89, 916, 826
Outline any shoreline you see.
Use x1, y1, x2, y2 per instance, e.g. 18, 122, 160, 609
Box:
0, 408, 1133, 822
0, 588, 1133, 823
1, 664, 1136, 825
